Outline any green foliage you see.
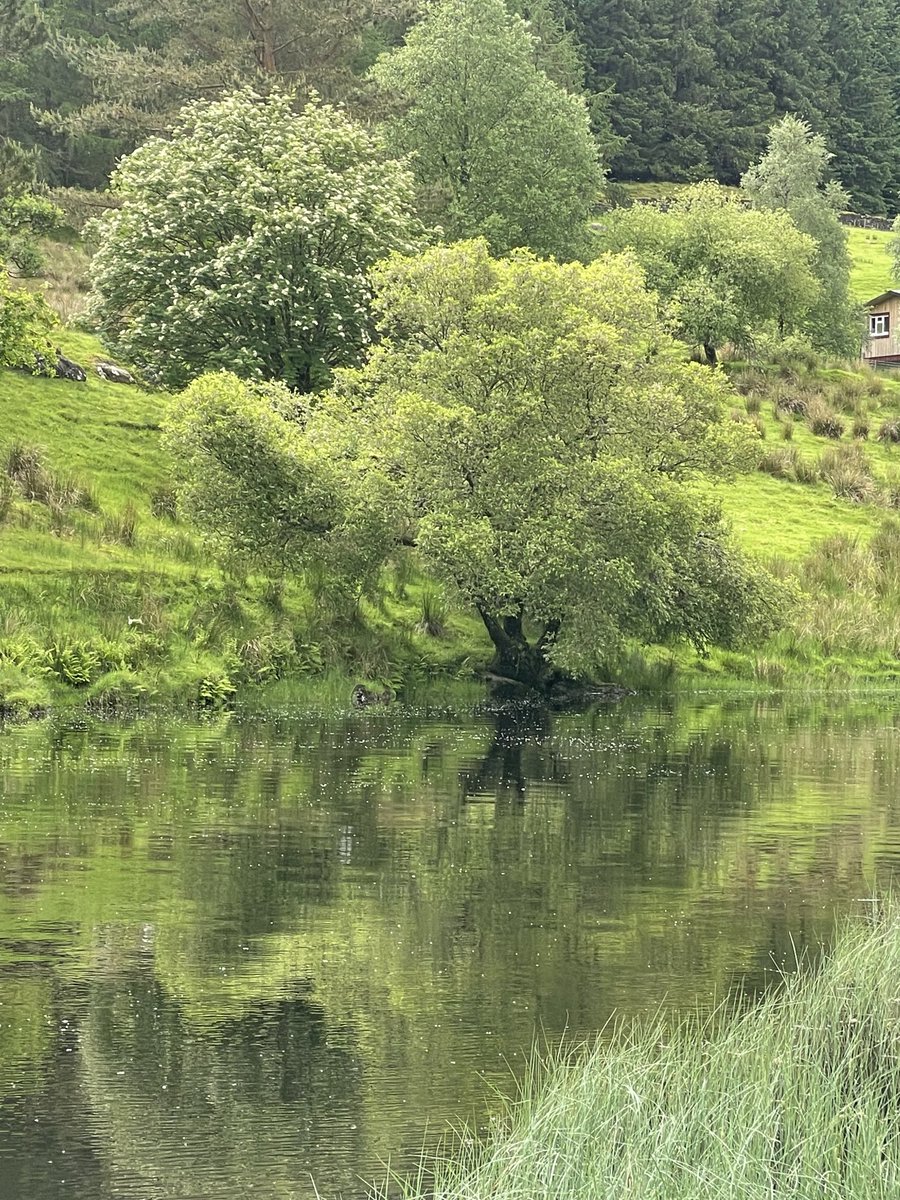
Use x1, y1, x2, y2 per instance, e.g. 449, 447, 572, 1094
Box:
371, 0, 603, 260
163, 372, 394, 587
742, 115, 862, 357
169, 239, 783, 686
0, 280, 56, 370
90, 88, 425, 391
0, 190, 62, 276
0, 663, 51, 717
599, 183, 820, 361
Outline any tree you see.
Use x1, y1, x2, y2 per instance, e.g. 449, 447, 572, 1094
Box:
599, 183, 820, 363
370, 0, 603, 260
742, 114, 862, 356
165, 240, 780, 692
36, 0, 420, 155
89, 88, 426, 392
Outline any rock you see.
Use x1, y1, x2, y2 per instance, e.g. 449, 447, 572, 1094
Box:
53, 350, 87, 381
351, 684, 393, 707
95, 361, 135, 384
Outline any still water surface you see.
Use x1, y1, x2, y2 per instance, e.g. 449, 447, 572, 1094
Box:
2, 695, 900, 1198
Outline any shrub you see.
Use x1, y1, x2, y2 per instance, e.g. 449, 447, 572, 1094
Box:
807, 400, 844, 438
102, 501, 138, 546
779, 419, 794, 441
852, 415, 870, 440
818, 443, 876, 503
150, 486, 178, 521
0, 276, 56, 369
416, 587, 448, 638
0, 664, 51, 718
878, 419, 900, 443
758, 447, 800, 480
772, 384, 809, 418
744, 392, 761, 415
828, 374, 867, 414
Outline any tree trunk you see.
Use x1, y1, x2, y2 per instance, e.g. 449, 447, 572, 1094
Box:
703, 341, 718, 366
476, 605, 564, 693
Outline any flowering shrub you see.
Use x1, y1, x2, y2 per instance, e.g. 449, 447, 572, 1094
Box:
90, 88, 426, 391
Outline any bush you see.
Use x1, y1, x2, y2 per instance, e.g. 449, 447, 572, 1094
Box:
807, 400, 844, 439
852, 415, 870, 440
780, 419, 794, 440
878, 419, 900, 443
0, 663, 51, 718
150, 486, 178, 521
818, 444, 876, 503
0, 276, 57, 369
772, 383, 809, 418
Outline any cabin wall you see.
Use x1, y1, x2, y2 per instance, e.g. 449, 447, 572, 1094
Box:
864, 295, 900, 363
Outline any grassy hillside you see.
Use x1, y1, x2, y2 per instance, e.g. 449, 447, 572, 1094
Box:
0, 334, 488, 716
7, 216, 900, 714
847, 226, 893, 301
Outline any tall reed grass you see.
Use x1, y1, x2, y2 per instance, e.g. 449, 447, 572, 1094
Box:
380, 904, 900, 1200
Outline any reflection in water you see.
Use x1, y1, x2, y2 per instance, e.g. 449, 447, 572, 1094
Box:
1, 697, 900, 1197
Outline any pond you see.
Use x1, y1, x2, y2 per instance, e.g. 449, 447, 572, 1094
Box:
2, 694, 900, 1199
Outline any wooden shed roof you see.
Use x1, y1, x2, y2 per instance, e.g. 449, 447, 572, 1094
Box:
865, 290, 900, 307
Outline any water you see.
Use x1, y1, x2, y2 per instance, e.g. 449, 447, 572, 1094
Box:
2, 694, 900, 1199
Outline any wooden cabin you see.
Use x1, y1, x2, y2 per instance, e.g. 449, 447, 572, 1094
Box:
863, 290, 900, 366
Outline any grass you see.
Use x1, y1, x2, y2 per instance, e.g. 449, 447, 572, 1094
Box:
7, 220, 900, 709
0, 336, 490, 713
380, 903, 900, 1200
847, 226, 894, 302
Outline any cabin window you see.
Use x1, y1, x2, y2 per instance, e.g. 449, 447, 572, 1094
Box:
870, 312, 890, 338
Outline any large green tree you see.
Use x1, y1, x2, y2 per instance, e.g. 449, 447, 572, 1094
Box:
89, 88, 425, 392
165, 240, 779, 691
599, 183, 820, 363
742, 114, 862, 356
370, 0, 603, 260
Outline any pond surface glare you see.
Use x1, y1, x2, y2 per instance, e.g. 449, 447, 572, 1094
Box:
2, 695, 900, 1198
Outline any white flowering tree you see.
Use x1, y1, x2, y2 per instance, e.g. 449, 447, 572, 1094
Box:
89, 89, 426, 391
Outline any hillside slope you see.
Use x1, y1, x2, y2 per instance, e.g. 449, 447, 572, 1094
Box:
0, 336, 487, 715
8, 275, 900, 711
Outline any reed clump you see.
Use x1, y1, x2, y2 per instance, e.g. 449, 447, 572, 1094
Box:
381, 905, 900, 1200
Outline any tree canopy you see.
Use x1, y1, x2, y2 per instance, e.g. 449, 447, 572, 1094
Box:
165, 240, 780, 691
370, 0, 603, 260
742, 114, 861, 357
598, 183, 820, 362
89, 88, 425, 392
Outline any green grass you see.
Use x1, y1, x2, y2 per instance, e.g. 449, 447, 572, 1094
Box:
381, 903, 900, 1200
6, 216, 900, 710
0, 337, 490, 713
847, 226, 894, 301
